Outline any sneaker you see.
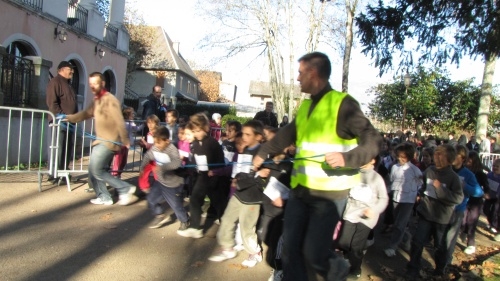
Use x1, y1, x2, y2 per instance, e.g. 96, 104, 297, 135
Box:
201, 212, 208, 218
491, 227, 498, 234
241, 252, 262, 267
90, 197, 113, 205
365, 238, 375, 248
178, 221, 190, 231
117, 186, 138, 206
84, 187, 95, 193
149, 215, 172, 229
208, 249, 237, 262
268, 269, 283, 281
233, 244, 245, 252
384, 248, 396, 257
214, 219, 221, 225
494, 234, 500, 242
184, 197, 190, 202
177, 227, 203, 238
464, 246, 476, 255
117, 194, 139, 206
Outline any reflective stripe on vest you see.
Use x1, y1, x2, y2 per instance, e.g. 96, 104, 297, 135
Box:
291, 90, 361, 191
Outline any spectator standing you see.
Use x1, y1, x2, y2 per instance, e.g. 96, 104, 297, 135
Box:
253, 52, 381, 281
448, 132, 457, 147
490, 136, 500, 153
65, 72, 137, 206
142, 85, 166, 122
46, 61, 78, 176
165, 109, 179, 145
210, 113, 222, 141
479, 134, 491, 154
466, 135, 479, 152
254, 101, 278, 128
279, 115, 289, 128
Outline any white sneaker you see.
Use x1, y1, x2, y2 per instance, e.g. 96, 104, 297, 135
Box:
177, 227, 203, 238
490, 227, 498, 234
208, 249, 237, 262
464, 246, 476, 255
117, 194, 138, 206
90, 197, 113, 205
241, 252, 262, 267
384, 248, 396, 257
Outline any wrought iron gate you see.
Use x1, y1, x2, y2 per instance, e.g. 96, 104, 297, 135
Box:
0, 54, 34, 107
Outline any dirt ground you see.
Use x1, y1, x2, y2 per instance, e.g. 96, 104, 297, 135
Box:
1, 172, 500, 281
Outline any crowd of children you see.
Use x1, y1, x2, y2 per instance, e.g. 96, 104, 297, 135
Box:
106, 107, 500, 280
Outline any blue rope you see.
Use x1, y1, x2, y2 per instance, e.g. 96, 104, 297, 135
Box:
57, 117, 353, 170
57, 115, 122, 146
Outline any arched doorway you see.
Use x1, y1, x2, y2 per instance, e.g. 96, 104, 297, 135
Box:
1, 41, 36, 107
67, 59, 85, 110
103, 69, 116, 94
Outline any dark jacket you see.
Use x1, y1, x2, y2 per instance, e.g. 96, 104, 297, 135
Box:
142, 94, 165, 122
234, 146, 267, 204
46, 74, 78, 122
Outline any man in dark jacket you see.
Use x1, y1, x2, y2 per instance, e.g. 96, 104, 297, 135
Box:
142, 85, 166, 122
254, 101, 278, 128
46, 61, 78, 174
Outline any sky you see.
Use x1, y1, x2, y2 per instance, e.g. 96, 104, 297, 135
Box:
129, 0, 500, 111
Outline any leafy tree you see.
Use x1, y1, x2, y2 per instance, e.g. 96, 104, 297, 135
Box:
356, 0, 500, 137
194, 70, 222, 102
369, 67, 499, 136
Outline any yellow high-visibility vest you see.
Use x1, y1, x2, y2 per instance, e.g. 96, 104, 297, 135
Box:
291, 90, 361, 191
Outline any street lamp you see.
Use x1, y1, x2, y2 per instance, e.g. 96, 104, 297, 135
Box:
402, 72, 411, 131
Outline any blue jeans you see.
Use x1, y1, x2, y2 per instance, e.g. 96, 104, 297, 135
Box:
445, 210, 465, 265
147, 181, 189, 223
407, 215, 448, 276
88, 143, 134, 201
282, 187, 347, 281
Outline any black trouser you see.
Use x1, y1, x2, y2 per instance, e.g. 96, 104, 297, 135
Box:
337, 220, 371, 274
189, 173, 227, 228
57, 129, 74, 171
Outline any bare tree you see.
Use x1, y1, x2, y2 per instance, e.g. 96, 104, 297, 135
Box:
341, 0, 359, 93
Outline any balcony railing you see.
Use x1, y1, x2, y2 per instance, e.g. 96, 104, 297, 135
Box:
67, 1, 88, 33
11, 0, 43, 11
103, 23, 118, 48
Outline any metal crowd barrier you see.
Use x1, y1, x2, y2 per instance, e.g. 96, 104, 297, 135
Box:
480, 153, 500, 172
1, 107, 227, 192
0, 106, 56, 192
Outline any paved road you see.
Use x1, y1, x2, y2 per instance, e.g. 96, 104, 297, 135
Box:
2, 174, 500, 281
0, 177, 272, 281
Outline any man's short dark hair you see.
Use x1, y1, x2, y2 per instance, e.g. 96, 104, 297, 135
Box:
298, 52, 331, 80
89, 71, 104, 81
